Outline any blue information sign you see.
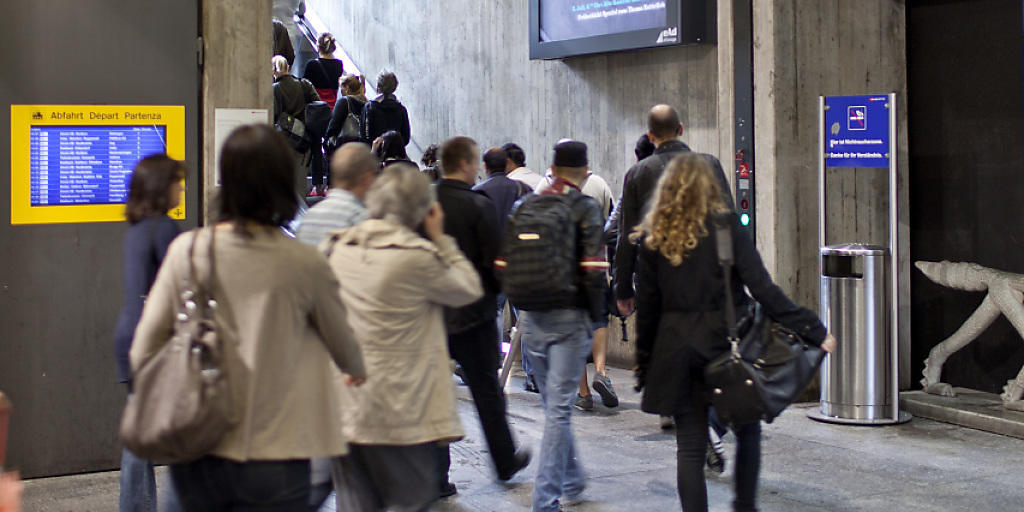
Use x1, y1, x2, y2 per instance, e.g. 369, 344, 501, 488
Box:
824, 94, 891, 168
29, 125, 166, 206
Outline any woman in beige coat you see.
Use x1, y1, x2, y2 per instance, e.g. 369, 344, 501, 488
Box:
131, 125, 366, 512
323, 162, 483, 512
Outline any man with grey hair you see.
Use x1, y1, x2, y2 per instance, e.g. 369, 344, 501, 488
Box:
323, 163, 482, 511
296, 142, 378, 247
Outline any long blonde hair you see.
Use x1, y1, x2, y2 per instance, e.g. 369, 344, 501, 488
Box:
629, 153, 729, 265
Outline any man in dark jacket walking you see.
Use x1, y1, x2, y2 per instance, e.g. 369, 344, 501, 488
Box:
435, 137, 530, 496
613, 104, 734, 318
496, 140, 607, 512
474, 146, 536, 391
362, 71, 411, 146
474, 147, 532, 235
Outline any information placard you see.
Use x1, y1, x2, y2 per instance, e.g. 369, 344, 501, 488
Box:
11, 105, 185, 225
824, 94, 891, 168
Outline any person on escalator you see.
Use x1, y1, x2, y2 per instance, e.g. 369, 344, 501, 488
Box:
302, 33, 344, 110
361, 71, 411, 147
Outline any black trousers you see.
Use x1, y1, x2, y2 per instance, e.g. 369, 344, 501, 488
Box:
170, 457, 310, 512
443, 320, 517, 476
674, 407, 761, 512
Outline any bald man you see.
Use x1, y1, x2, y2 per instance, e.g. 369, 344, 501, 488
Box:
296, 142, 379, 247
613, 104, 734, 317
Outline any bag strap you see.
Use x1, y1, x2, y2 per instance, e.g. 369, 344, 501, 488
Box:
185, 227, 223, 321
712, 214, 741, 356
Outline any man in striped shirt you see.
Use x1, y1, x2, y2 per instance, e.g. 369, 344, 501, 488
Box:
296, 143, 378, 247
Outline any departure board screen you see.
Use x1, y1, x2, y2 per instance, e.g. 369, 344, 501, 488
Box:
29, 125, 166, 206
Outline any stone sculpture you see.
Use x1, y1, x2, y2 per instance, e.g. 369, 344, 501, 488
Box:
917, 260, 1024, 411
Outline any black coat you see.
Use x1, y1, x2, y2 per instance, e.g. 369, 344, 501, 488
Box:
325, 95, 367, 147
273, 75, 319, 124
473, 171, 532, 236
436, 179, 501, 334
614, 140, 734, 301
635, 213, 827, 415
113, 215, 180, 382
361, 94, 411, 146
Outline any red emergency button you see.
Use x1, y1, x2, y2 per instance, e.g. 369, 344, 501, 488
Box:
740, 199, 749, 210
738, 163, 750, 179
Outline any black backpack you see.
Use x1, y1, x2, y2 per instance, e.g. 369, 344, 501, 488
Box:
499, 193, 579, 310
304, 100, 331, 143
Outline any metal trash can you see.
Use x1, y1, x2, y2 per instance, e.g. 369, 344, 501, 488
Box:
809, 244, 909, 425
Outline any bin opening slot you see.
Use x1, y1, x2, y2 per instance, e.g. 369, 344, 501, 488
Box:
822, 254, 863, 278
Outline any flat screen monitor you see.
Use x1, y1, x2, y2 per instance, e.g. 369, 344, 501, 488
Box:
529, 0, 712, 60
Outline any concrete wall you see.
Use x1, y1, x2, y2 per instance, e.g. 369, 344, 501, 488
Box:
753, 0, 911, 385
307, 0, 728, 197
202, 0, 274, 222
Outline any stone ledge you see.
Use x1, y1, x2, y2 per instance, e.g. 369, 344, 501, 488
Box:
900, 388, 1024, 440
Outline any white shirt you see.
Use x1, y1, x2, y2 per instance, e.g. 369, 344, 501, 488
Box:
538, 170, 614, 222
506, 166, 544, 190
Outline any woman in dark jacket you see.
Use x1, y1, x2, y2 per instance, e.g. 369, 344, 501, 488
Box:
324, 74, 368, 156
113, 154, 185, 512
632, 153, 835, 512
361, 71, 411, 146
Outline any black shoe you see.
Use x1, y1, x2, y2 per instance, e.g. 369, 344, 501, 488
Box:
705, 445, 725, 474
524, 375, 539, 393
660, 415, 674, 430
439, 481, 457, 498
497, 448, 532, 481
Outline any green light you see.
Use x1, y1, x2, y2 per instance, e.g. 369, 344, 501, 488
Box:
740, 213, 751, 226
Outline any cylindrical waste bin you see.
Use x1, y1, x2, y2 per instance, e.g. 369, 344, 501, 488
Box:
811, 244, 907, 424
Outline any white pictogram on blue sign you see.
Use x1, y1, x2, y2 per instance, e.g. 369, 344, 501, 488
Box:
848, 106, 867, 131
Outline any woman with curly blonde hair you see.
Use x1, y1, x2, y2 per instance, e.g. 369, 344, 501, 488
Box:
631, 153, 835, 512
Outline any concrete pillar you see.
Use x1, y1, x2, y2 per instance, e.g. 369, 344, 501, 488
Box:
753, 0, 910, 385
201, 0, 274, 223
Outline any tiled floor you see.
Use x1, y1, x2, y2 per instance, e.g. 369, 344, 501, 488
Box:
22, 365, 1024, 511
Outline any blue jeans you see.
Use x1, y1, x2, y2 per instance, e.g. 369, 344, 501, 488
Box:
519, 309, 593, 512
119, 448, 156, 512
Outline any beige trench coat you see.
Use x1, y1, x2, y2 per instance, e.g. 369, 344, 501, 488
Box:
131, 227, 366, 461
323, 219, 483, 445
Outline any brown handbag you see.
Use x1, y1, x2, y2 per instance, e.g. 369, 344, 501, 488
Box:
119, 228, 237, 464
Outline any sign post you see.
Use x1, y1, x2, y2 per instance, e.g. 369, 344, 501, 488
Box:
818, 93, 903, 423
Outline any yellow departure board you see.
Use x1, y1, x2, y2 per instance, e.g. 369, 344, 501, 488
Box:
10, 105, 185, 225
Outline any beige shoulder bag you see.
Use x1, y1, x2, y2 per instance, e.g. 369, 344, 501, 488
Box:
119, 228, 237, 463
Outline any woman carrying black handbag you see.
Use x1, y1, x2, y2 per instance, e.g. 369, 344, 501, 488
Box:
630, 153, 836, 512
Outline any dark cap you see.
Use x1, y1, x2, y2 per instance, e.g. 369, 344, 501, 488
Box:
553, 140, 588, 167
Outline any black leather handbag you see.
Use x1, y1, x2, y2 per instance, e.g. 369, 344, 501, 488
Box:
704, 215, 826, 428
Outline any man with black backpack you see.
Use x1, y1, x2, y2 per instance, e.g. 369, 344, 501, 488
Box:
495, 140, 607, 512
